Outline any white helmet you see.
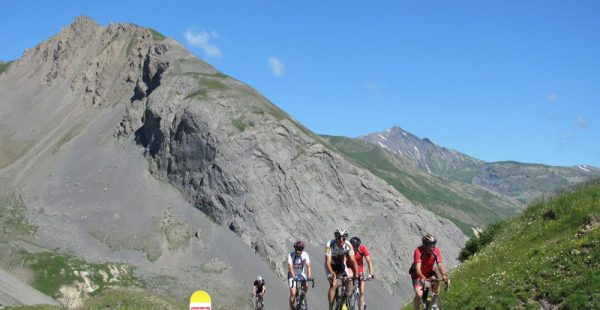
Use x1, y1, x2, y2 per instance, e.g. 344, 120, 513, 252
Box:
256, 275, 263, 282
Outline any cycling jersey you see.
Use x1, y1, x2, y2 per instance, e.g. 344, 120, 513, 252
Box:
353, 244, 370, 274
288, 251, 310, 276
411, 246, 443, 279
253, 279, 265, 294
325, 239, 354, 267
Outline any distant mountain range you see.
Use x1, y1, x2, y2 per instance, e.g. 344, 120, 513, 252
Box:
321, 126, 600, 234
360, 126, 600, 205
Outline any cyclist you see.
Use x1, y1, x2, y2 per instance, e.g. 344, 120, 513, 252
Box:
350, 236, 375, 310
252, 275, 266, 308
288, 240, 313, 310
325, 228, 358, 310
409, 234, 449, 310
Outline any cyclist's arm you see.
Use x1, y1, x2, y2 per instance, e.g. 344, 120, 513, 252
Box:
325, 255, 334, 276
347, 253, 359, 277
288, 261, 296, 278
307, 260, 313, 278
415, 262, 426, 279
437, 262, 448, 281
287, 254, 296, 278
262, 286, 266, 296
252, 285, 257, 295
365, 254, 375, 277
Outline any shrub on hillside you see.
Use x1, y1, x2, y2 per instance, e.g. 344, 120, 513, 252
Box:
458, 222, 503, 262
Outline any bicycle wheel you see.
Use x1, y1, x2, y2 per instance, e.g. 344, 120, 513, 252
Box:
300, 294, 308, 310
348, 292, 360, 310
430, 295, 442, 310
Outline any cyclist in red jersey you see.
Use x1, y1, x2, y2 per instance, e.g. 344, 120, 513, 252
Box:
409, 234, 448, 310
349, 237, 375, 310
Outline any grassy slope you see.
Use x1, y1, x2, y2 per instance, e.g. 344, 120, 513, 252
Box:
6, 289, 187, 310
414, 180, 600, 309
322, 135, 521, 234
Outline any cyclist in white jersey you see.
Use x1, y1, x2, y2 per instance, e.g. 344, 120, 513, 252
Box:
288, 240, 312, 310
325, 228, 358, 310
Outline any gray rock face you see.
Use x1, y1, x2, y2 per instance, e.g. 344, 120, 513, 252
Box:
0, 16, 466, 306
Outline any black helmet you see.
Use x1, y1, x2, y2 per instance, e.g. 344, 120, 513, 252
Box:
349, 237, 361, 247
294, 240, 305, 251
334, 228, 349, 239
422, 234, 437, 246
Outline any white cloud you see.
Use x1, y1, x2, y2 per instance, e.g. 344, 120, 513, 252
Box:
184, 28, 222, 58
574, 114, 589, 129
547, 92, 559, 102
268, 57, 285, 77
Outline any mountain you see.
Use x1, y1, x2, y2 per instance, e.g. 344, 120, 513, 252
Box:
361, 126, 600, 205
322, 135, 523, 234
417, 180, 600, 309
0, 17, 466, 308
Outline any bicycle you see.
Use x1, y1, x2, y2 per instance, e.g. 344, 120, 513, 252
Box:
332, 275, 357, 310
250, 293, 265, 310
348, 274, 373, 310
291, 276, 315, 310
421, 277, 450, 310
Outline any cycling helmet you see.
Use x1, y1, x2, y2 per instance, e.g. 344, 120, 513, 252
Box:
256, 275, 263, 282
334, 228, 349, 238
422, 234, 437, 246
349, 236, 361, 247
294, 240, 305, 251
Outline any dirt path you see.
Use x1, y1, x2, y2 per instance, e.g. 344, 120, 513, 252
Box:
0, 267, 59, 307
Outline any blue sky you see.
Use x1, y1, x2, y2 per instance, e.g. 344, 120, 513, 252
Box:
1, 1, 599, 167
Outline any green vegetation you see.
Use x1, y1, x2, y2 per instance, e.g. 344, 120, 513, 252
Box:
423, 180, 600, 309
149, 28, 166, 41
160, 213, 193, 251
7, 289, 186, 310
82, 288, 185, 309
0, 60, 12, 75
322, 135, 520, 235
231, 118, 255, 132
0, 191, 37, 239
184, 72, 230, 100
17, 250, 140, 298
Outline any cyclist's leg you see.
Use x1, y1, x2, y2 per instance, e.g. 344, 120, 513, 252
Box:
412, 277, 424, 310
328, 270, 337, 309
289, 277, 297, 310
345, 266, 353, 297
430, 271, 440, 295
359, 277, 366, 309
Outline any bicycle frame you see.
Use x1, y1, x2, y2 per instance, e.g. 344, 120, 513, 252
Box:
333, 275, 357, 310
292, 277, 314, 310
250, 293, 264, 310
350, 274, 373, 310
421, 278, 449, 310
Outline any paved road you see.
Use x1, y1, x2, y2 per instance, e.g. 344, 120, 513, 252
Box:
0, 268, 59, 307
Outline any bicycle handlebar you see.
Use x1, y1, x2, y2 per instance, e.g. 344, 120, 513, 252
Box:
423, 277, 450, 291
291, 277, 315, 288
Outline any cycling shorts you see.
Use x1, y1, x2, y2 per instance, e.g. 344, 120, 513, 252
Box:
288, 274, 308, 289
412, 271, 438, 289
